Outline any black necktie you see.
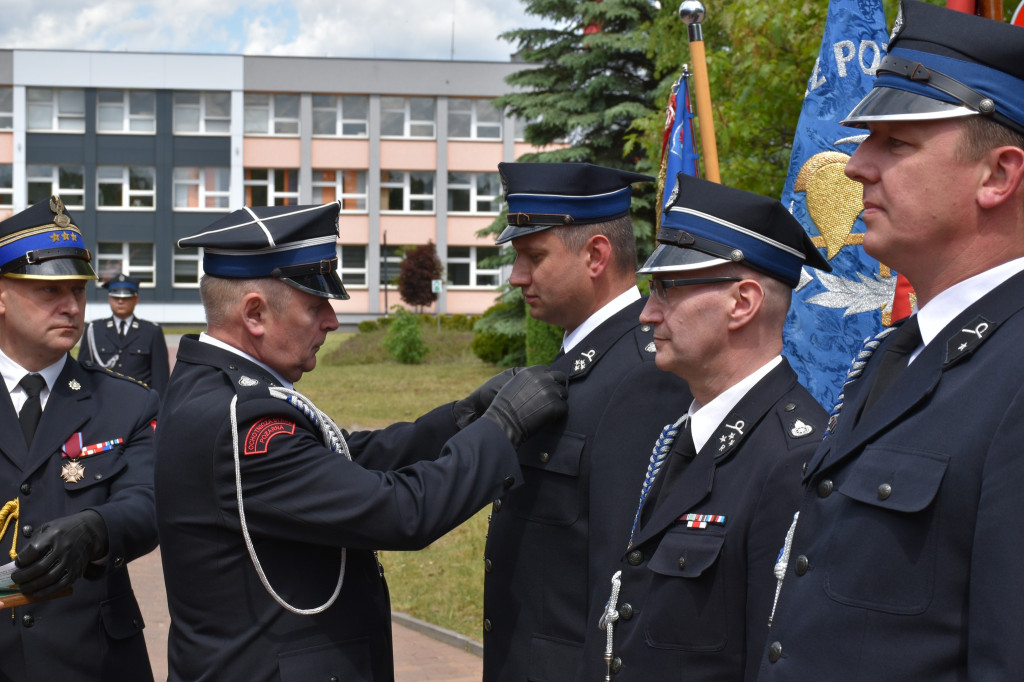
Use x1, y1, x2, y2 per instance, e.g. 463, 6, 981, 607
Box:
862, 315, 922, 414
18, 373, 47, 446
119, 320, 127, 338
649, 419, 697, 516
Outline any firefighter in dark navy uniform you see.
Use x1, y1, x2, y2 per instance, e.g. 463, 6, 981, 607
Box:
597, 175, 829, 681
154, 200, 568, 682
0, 196, 159, 681
483, 163, 692, 682
758, 3, 1024, 680
79, 272, 169, 396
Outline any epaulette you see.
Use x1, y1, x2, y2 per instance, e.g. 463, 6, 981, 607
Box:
635, 322, 658, 358
221, 364, 278, 402
775, 399, 819, 443
80, 359, 151, 388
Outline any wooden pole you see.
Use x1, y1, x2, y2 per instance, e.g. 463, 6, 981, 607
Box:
679, 1, 721, 183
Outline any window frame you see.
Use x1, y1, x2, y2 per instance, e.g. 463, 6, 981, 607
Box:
172, 244, 204, 288
380, 96, 436, 139
0, 87, 12, 131
244, 168, 300, 206
380, 170, 435, 213
336, 244, 368, 287
172, 167, 231, 211
96, 241, 156, 287
173, 91, 231, 135
96, 89, 156, 134
96, 166, 157, 210
26, 164, 86, 209
447, 98, 503, 140
26, 87, 85, 133
447, 171, 501, 214
244, 93, 300, 136
312, 94, 369, 138
312, 170, 368, 213
446, 245, 501, 288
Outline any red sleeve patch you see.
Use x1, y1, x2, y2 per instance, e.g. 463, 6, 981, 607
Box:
244, 417, 296, 456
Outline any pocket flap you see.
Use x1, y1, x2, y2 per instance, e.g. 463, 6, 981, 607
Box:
648, 531, 724, 578
63, 447, 128, 491
518, 430, 585, 477
837, 447, 948, 513
100, 590, 145, 640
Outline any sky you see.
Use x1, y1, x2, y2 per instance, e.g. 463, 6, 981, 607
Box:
0, 0, 548, 62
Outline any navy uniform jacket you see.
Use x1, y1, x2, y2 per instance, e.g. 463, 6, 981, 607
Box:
79, 316, 169, 396
0, 357, 159, 682
758, 271, 1024, 680
608, 359, 824, 682
154, 335, 523, 682
482, 298, 691, 682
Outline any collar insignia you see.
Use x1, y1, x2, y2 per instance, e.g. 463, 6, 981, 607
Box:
239, 376, 259, 387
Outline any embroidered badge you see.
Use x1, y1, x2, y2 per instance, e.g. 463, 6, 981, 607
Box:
790, 419, 814, 438
680, 513, 726, 529
239, 376, 259, 387
945, 316, 995, 365
716, 420, 745, 453
68, 379, 81, 391
572, 348, 598, 375
244, 417, 296, 456
645, 342, 656, 353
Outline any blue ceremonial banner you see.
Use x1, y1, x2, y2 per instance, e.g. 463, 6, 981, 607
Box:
659, 67, 700, 212
780, 0, 894, 412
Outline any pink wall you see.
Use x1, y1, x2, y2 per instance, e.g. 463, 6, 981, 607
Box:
338, 214, 370, 243
243, 138, 301, 167
380, 140, 436, 170
379, 214, 436, 244
311, 139, 370, 169
447, 215, 499, 245
448, 141, 503, 172
0, 133, 12, 163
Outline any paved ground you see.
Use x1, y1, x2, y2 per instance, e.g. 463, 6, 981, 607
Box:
137, 335, 483, 680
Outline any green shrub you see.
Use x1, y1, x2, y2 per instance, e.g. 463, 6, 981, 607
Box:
381, 306, 428, 364
525, 314, 562, 365
472, 298, 527, 366
357, 319, 379, 333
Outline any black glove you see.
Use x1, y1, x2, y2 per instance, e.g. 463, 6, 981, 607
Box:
482, 365, 568, 448
12, 510, 109, 597
453, 367, 522, 429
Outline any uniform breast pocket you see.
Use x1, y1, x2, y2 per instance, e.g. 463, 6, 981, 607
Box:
643, 530, 726, 651
63, 444, 128, 494
513, 430, 585, 526
824, 446, 948, 614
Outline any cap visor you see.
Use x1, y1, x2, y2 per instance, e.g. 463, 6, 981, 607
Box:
637, 243, 730, 275
842, 87, 976, 126
282, 272, 350, 300
4, 257, 97, 280
495, 223, 556, 245
107, 290, 138, 298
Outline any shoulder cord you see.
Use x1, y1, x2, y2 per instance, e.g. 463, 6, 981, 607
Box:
86, 322, 119, 369
769, 326, 896, 627
598, 414, 689, 668
229, 386, 352, 615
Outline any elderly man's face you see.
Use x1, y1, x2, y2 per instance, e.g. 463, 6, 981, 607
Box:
259, 281, 340, 383
0, 277, 87, 371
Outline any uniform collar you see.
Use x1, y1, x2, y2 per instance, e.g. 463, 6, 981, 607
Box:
198, 332, 293, 389
562, 286, 641, 353
0, 345, 67, 410
688, 355, 783, 453
114, 314, 135, 329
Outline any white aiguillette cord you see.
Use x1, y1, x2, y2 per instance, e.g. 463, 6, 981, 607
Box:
229, 386, 352, 615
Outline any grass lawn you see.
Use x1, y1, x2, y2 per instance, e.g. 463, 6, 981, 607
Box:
295, 326, 501, 640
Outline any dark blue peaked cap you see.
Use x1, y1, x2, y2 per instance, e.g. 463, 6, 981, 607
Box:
0, 195, 97, 280
178, 201, 349, 300
843, 0, 1024, 136
639, 174, 831, 288
496, 162, 653, 244
102, 271, 140, 297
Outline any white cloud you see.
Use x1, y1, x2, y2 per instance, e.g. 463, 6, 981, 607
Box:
0, 0, 545, 61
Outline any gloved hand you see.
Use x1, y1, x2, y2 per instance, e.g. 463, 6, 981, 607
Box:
482, 365, 568, 448
453, 367, 522, 429
12, 510, 109, 597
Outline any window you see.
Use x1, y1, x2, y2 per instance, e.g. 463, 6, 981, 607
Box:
97, 166, 156, 209
97, 242, 155, 285
380, 245, 403, 286
173, 91, 231, 134
172, 244, 203, 288
447, 172, 501, 213
0, 165, 11, 207
336, 245, 367, 286
27, 88, 85, 132
173, 167, 230, 210
514, 116, 528, 142
380, 171, 434, 212
27, 165, 85, 208
448, 98, 502, 140
380, 96, 435, 138
96, 89, 156, 133
447, 246, 501, 287
312, 95, 369, 137
245, 169, 299, 206
244, 93, 299, 135
0, 88, 11, 130
312, 170, 367, 212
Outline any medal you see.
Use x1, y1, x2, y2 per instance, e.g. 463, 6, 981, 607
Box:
61, 460, 85, 483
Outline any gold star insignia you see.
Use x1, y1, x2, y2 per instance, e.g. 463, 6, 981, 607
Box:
69, 233, 77, 241
61, 232, 70, 241
50, 232, 60, 243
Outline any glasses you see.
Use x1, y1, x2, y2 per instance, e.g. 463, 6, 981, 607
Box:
648, 276, 741, 301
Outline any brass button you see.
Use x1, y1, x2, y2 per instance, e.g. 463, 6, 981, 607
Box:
877, 483, 892, 500
817, 479, 834, 498
627, 550, 643, 566
794, 555, 809, 576
618, 603, 633, 620
610, 657, 622, 673
539, 452, 550, 463
768, 641, 782, 663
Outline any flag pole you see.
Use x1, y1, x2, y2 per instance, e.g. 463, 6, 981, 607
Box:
679, 0, 720, 183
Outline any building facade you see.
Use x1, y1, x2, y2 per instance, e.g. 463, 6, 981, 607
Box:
0, 49, 545, 324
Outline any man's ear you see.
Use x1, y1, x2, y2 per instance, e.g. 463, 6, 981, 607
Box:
726, 278, 764, 331
240, 292, 269, 338
978, 145, 1024, 210
584, 234, 613, 278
